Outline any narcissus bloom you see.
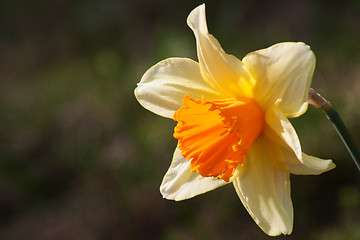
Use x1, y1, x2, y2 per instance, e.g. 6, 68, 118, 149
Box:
135, 4, 335, 236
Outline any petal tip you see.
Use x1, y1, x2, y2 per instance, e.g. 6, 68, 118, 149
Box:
328, 160, 336, 171
187, 4, 207, 33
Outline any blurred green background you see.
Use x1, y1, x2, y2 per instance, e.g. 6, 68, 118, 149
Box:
1, 0, 359, 239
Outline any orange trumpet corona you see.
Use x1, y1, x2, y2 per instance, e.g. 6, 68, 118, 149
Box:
173, 95, 265, 182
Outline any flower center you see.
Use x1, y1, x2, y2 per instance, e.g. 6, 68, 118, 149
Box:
173, 95, 264, 182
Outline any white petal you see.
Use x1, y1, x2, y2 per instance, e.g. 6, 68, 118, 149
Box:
187, 4, 254, 98
160, 146, 228, 201
242, 42, 315, 117
264, 107, 335, 174
233, 137, 293, 236
135, 58, 224, 118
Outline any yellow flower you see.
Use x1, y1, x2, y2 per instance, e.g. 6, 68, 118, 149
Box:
135, 4, 335, 236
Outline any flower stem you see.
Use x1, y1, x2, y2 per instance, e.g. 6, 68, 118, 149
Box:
308, 88, 360, 171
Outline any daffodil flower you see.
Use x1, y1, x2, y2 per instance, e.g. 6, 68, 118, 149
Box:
135, 4, 335, 236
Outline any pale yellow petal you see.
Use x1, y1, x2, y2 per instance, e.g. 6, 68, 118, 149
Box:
233, 137, 293, 236
265, 108, 302, 160
291, 153, 335, 175
135, 58, 224, 118
187, 4, 254, 98
242, 42, 315, 117
160, 146, 228, 201
264, 107, 335, 174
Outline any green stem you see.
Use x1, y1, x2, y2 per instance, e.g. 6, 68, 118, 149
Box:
322, 103, 360, 171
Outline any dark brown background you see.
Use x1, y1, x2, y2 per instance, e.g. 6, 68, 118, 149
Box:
1, 0, 359, 239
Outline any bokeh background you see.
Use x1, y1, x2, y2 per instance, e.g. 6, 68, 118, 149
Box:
1, 0, 360, 239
